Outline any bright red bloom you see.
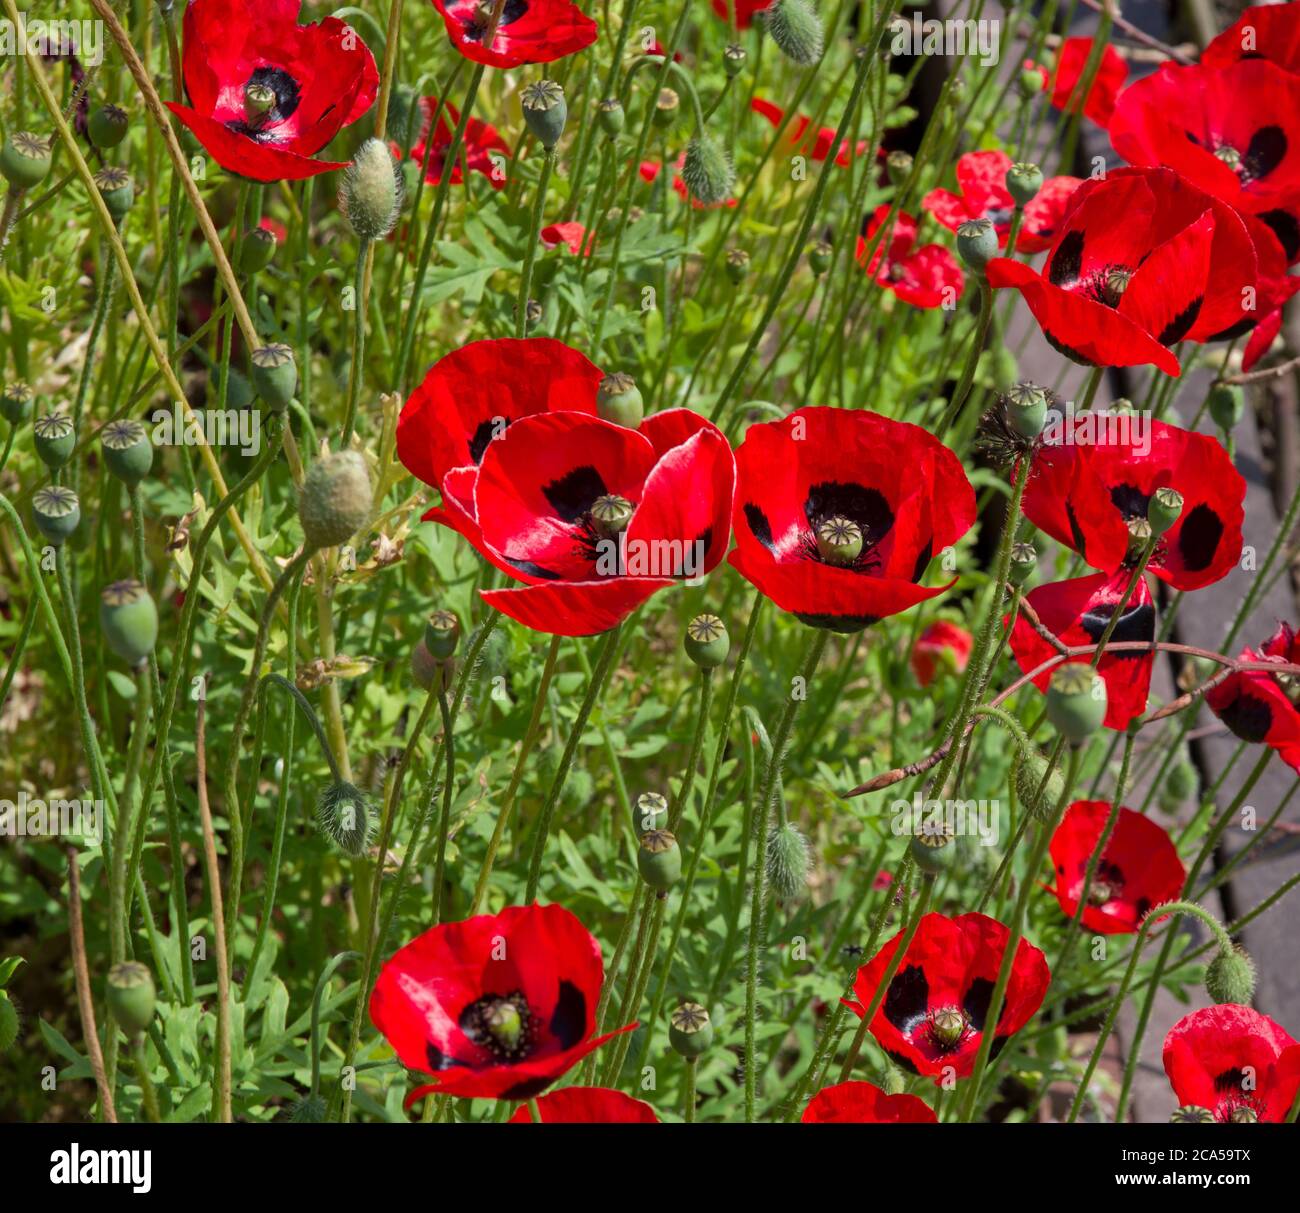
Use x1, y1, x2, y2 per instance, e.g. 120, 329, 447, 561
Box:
1007, 572, 1155, 730
1021, 414, 1245, 592
165, 0, 378, 182
986, 167, 1258, 376
370, 903, 635, 1102
639, 158, 738, 209
801, 1081, 937, 1124
711, 0, 771, 28
408, 97, 509, 190
922, 150, 1081, 255
1204, 3, 1300, 74
431, 0, 597, 70
507, 1086, 658, 1122
856, 206, 964, 309
1048, 800, 1184, 935
729, 407, 976, 632
1225, 214, 1300, 370
751, 97, 870, 168
541, 221, 594, 256
1206, 621, 1300, 774
844, 912, 1050, 1081
911, 620, 973, 687
1038, 36, 1128, 128
1163, 1005, 1300, 1123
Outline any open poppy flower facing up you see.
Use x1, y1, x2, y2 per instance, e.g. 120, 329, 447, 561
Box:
911, 620, 973, 687
370, 903, 635, 1102
711, 0, 771, 28
1205, 621, 1300, 774
540, 221, 594, 256
729, 407, 976, 633
432, 0, 598, 70
1163, 1005, 1300, 1122
1203, 3, 1300, 74
844, 912, 1050, 1081
986, 167, 1258, 377
801, 1081, 937, 1124
922, 149, 1082, 254
1021, 414, 1245, 593
856, 206, 964, 309
1048, 800, 1184, 934
408, 97, 508, 190
1006, 571, 1156, 730
507, 1086, 658, 1122
1026, 36, 1128, 129
165, 0, 378, 183
751, 97, 871, 168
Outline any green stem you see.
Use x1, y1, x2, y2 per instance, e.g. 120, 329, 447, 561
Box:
515, 149, 556, 337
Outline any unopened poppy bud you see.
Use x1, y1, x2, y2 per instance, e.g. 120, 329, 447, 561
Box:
101, 418, 154, 488
595, 371, 643, 428
0, 131, 52, 190
32, 486, 80, 545
107, 962, 156, 1038
521, 80, 567, 148
809, 239, 833, 275
1163, 757, 1197, 809
1018, 66, 1046, 97
880, 1066, 906, 1096
340, 138, 400, 241
410, 639, 440, 691
1147, 487, 1184, 536
1208, 383, 1244, 432
94, 166, 134, 223
1170, 1105, 1215, 1124
1126, 516, 1154, 560
1, 381, 34, 426
316, 780, 374, 856
1009, 542, 1037, 587
590, 493, 634, 537
669, 1002, 713, 1057
1005, 381, 1047, 440
685, 614, 729, 669
767, 822, 811, 899
1046, 665, 1107, 744
524, 298, 543, 331
910, 818, 957, 874
33, 411, 75, 469
88, 103, 129, 150
250, 343, 297, 411
1015, 746, 1065, 819
243, 81, 277, 126
816, 515, 862, 564
633, 791, 668, 836
299, 449, 371, 549
885, 149, 912, 186
241, 225, 277, 273
956, 217, 998, 270
1205, 945, 1255, 1005
1005, 161, 1043, 207
681, 134, 734, 205
638, 829, 681, 889
100, 580, 158, 666
0, 994, 16, 1053
653, 88, 680, 128
289, 1094, 328, 1123
767, 0, 824, 66
424, 609, 461, 660
597, 97, 624, 139
723, 43, 747, 77
725, 247, 751, 284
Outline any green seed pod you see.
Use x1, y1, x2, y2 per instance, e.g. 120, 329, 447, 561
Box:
101, 418, 154, 488
33, 412, 75, 469
299, 450, 371, 549
88, 103, 129, 150
410, 638, 440, 691
1205, 945, 1255, 1005
956, 217, 998, 270
723, 43, 747, 77
815, 515, 863, 565
1046, 664, 1108, 744
1207, 383, 1244, 432
595, 372, 643, 428
241, 225, 277, 273
94, 166, 134, 224
100, 580, 158, 666
1228, 1106, 1259, 1124
590, 493, 634, 537
316, 780, 374, 856
653, 88, 680, 129
1008, 542, 1037, 588
685, 614, 729, 669
669, 1002, 713, 1058
767, 0, 824, 66
1014, 746, 1065, 820
250, 343, 297, 411
1163, 757, 1198, 807
633, 791, 668, 836
244, 81, 276, 125
809, 239, 833, 276
289, 1094, 328, 1123
31, 486, 80, 545
520, 80, 567, 149
909, 819, 957, 874
1148, 487, 1184, 536
637, 828, 681, 890
885, 149, 913, 187
766, 822, 811, 899
1018, 66, 1046, 97
1170, 1105, 1215, 1124
681, 135, 734, 206
340, 137, 401, 241
0, 131, 52, 190
597, 97, 625, 139
424, 609, 461, 660
1, 381, 34, 426
106, 961, 156, 1038
0, 994, 17, 1052
1005, 162, 1043, 207
725, 247, 751, 285
1004, 382, 1048, 440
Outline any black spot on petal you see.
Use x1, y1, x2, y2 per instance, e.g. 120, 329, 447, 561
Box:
1216, 691, 1274, 743
963, 977, 995, 1031
1157, 296, 1202, 345
1177, 502, 1225, 573
1258, 208, 1300, 261
1243, 126, 1287, 183
911, 538, 934, 583
744, 503, 775, 553
883, 965, 930, 1033
549, 980, 586, 1050
543, 466, 607, 522
469, 417, 507, 464
1049, 230, 1084, 287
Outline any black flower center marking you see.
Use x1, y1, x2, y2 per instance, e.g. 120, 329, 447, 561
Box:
802, 481, 894, 574
469, 416, 509, 464
1175, 502, 1225, 573
543, 465, 608, 523
1216, 689, 1274, 743
1212, 1069, 1266, 1123
224, 67, 302, 143
1083, 858, 1125, 906
463, 0, 529, 42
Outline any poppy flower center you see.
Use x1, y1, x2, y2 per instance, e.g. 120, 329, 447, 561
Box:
590, 493, 634, 537
464, 0, 529, 42
1214, 144, 1242, 170
926, 1007, 970, 1051
802, 482, 893, 574
225, 67, 301, 142
460, 991, 536, 1061
1084, 859, 1125, 907
1102, 267, 1131, 308
816, 515, 864, 565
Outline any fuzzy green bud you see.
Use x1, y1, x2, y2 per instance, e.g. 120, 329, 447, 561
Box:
106, 962, 156, 1038
289, 1094, 328, 1123
340, 138, 401, 241
1015, 746, 1066, 820
521, 80, 567, 148
1208, 383, 1244, 432
1205, 945, 1255, 1005
32, 485, 80, 545
101, 418, 154, 488
100, 580, 159, 666
767, 0, 824, 66
681, 135, 735, 206
1046, 664, 1108, 744
595, 372, 643, 428
299, 450, 371, 550
316, 780, 374, 856
766, 822, 811, 899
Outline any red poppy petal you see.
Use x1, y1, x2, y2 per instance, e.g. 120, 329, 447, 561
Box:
802, 1081, 937, 1124
166, 103, 349, 182
508, 1086, 659, 1122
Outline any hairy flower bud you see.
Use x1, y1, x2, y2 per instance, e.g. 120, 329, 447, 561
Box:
316, 780, 375, 856
340, 138, 401, 241
681, 135, 735, 206
767, 0, 824, 66
766, 822, 811, 899
299, 450, 372, 549
1205, 945, 1255, 1005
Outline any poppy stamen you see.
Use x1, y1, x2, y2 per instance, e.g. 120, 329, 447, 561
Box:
926, 1007, 970, 1052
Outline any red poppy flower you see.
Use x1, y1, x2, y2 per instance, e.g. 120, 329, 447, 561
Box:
1163, 1005, 1300, 1123
922, 150, 1082, 255
729, 407, 976, 632
1047, 800, 1184, 935
856, 206, 964, 309
1021, 414, 1245, 592
639, 158, 738, 210
911, 620, 973, 687
507, 1086, 658, 1122
164, 0, 378, 183
711, 0, 771, 28
1206, 621, 1300, 774
986, 167, 1258, 376
408, 97, 509, 190
751, 97, 870, 168
801, 1080, 937, 1124
843, 912, 1050, 1081
541, 221, 594, 256
1007, 572, 1155, 730
1031, 36, 1128, 129
431, 0, 598, 70
1223, 214, 1300, 370
1204, 3, 1300, 74
370, 903, 635, 1103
